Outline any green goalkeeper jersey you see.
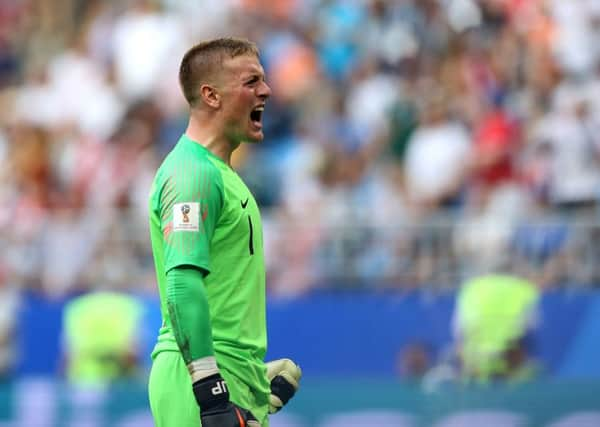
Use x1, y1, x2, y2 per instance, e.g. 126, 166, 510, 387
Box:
148, 134, 268, 400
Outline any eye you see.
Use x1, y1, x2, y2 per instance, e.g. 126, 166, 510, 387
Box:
246, 76, 261, 85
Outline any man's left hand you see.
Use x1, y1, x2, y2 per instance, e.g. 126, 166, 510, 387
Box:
265, 358, 302, 414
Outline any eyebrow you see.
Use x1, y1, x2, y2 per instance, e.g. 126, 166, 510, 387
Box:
243, 71, 265, 81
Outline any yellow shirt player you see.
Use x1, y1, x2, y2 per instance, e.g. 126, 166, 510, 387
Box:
63, 292, 143, 384
455, 274, 540, 382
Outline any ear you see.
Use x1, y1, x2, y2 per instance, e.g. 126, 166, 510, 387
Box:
200, 84, 220, 109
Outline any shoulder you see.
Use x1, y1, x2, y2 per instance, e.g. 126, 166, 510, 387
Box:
158, 147, 224, 189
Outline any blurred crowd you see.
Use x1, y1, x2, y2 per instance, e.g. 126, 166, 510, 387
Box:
2, 0, 600, 304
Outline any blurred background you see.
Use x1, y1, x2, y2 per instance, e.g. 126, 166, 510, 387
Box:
2, 0, 600, 426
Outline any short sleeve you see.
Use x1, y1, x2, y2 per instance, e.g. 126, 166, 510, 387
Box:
159, 157, 223, 274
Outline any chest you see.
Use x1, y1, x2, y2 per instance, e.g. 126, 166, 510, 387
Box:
215, 169, 262, 256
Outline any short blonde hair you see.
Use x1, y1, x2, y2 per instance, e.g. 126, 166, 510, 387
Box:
179, 37, 260, 106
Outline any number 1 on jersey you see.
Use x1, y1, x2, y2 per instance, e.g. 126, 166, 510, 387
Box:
247, 215, 254, 255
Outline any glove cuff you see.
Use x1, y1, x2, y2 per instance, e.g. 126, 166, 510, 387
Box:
271, 375, 296, 405
192, 373, 230, 412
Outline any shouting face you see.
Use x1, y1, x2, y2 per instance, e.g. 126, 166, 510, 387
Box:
218, 54, 271, 144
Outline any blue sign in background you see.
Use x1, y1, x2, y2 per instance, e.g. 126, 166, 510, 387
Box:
15, 289, 600, 379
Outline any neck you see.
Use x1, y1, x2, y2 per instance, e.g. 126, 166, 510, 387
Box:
185, 110, 237, 165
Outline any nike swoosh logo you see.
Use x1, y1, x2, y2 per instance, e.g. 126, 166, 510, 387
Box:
241, 198, 249, 209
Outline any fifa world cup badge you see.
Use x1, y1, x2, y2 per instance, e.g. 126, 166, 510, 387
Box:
173, 202, 199, 231
181, 204, 191, 223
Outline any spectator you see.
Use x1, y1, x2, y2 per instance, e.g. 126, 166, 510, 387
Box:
528, 84, 600, 214
403, 89, 472, 214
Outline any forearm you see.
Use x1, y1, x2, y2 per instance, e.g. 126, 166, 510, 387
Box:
165, 266, 257, 424
166, 266, 215, 370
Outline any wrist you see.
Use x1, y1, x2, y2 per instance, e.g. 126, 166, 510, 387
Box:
188, 356, 229, 411
192, 373, 230, 411
187, 356, 220, 383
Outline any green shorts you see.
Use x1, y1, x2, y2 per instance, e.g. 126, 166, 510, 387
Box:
148, 351, 269, 427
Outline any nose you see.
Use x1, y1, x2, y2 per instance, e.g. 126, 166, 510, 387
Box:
257, 80, 271, 100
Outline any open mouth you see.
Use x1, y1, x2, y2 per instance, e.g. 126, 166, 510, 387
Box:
250, 106, 264, 127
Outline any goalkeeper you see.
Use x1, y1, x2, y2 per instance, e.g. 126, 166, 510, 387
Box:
147, 37, 301, 427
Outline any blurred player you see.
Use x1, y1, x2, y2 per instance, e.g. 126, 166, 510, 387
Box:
454, 273, 541, 383
147, 38, 301, 427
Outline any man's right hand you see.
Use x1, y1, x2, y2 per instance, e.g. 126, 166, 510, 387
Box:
193, 373, 260, 427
